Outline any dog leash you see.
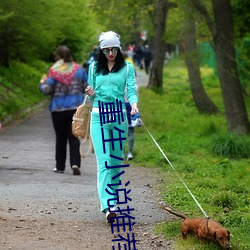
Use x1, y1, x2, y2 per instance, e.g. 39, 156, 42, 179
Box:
139, 118, 209, 218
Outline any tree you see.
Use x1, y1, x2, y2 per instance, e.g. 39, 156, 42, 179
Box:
148, 0, 177, 89
232, 0, 250, 96
232, 0, 250, 40
184, 1, 218, 114
91, 0, 155, 48
191, 0, 250, 134
0, 0, 98, 66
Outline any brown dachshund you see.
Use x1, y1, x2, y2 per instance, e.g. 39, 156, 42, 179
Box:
162, 207, 231, 249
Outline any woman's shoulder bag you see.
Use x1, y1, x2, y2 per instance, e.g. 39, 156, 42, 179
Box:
72, 95, 93, 158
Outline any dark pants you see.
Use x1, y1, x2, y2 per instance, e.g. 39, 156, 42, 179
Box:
127, 127, 134, 152
144, 59, 151, 74
51, 110, 80, 171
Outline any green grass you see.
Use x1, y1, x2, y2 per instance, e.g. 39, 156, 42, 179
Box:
0, 60, 50, 123
130, 58, 250, 250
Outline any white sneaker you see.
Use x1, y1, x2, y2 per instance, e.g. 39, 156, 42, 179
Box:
53, 168, 64, 173
127, 152, 133, 160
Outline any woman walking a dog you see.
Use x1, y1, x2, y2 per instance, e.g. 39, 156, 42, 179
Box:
85, 31, 138, 222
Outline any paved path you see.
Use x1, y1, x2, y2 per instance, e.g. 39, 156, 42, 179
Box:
135, 69, 149, 88
0, 70, 172, 249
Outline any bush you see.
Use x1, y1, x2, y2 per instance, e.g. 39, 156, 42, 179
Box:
210, 134, 250, 159
0, 60, 49, 123
210, 191, 237, 209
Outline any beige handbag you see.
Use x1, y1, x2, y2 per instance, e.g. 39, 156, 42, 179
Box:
72, 95, 93, 158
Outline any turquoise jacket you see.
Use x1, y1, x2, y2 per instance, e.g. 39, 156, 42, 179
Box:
87, 62, 138, 109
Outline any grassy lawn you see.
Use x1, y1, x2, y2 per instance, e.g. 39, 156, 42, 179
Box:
0, 60, 49, 123
129, 58, 250, 250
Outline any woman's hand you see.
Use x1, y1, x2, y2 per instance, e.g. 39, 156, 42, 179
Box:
40, 74, 47, 83
131, 103, 138, 116
85, 86, 95, 97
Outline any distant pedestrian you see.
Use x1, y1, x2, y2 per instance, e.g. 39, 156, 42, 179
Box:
39, 45, 88, 175
87, 46, 99, 70
134, 45, 144, 69
143, 44, 152, 74
123, 52, 137, 160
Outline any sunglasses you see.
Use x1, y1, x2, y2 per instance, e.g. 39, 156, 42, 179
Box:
102, 47, 119, 55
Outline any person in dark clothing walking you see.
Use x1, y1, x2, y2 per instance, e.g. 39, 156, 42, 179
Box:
39, 45, 88, 175
134, 45, 144, 69
143, 44, 152, 74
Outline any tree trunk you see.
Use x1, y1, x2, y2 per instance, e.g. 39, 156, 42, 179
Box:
147, 0, 169, 89
212, 0, 250, 134
184, 4, 218, 114
191, 0, 250, 134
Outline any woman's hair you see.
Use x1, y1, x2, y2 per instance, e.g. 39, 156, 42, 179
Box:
95, 48, 126, 75
54, 45, 73, 63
